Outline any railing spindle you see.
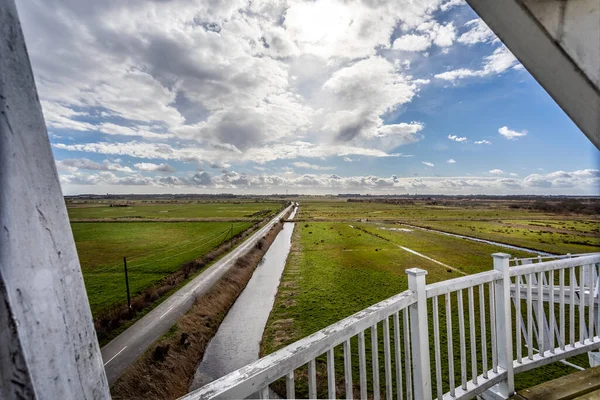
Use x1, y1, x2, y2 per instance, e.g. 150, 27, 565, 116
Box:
372, 325, 380, 400
489, 282, 498, 371
570, 267, 576, 347
402, 308, 412, 400
446, 293, 455, 397
432, 297, 442, 399
393, 312, 403, 400
343, 340, 353, 400
559, 268, 565, 350
589, 264, 595, 340
593, 264, 600, 339
286, 371, 295, 399
479, 284, 488, 378
308, 359, 317, 399
468, 286, 477, 385
327, 348, 336, 399
579, 265, 585, 344
515, 276, 522, 363
383, 317, 393, 400
538, 272, 544, 356
358, 331, 367, 400
527, 273, 533, 360
260, 386, 270, 399
549, 270, 555, 353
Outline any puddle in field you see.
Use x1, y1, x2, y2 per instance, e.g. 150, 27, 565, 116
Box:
379, 227, 413, 232
190, 206, 297, 391
400, 224, 555, 256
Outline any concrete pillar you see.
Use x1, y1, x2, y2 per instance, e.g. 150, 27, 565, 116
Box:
467, 0, 600, 149
0, 0, 110, 398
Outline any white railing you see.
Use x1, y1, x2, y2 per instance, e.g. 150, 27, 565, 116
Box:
182, 253, 600, 400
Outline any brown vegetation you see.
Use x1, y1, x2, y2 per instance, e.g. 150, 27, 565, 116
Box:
110, 210, 292, 400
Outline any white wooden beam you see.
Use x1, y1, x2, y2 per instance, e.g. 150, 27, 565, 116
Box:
0, 0, 109, 398
467, 0, 600, 150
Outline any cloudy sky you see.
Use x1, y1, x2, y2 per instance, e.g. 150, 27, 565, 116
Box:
18, 0, 599, 195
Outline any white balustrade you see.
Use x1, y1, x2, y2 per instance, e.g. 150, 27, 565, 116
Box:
181, 253, 600, 400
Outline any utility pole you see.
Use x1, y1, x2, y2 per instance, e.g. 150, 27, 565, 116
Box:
124, 257, 131, 317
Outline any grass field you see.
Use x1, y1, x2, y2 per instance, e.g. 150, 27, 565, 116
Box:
69, 200, 284, 318
68, 201, 280, 220
297, 200, 600, 255
261, 200, 598, 396
75, 221, 252, 315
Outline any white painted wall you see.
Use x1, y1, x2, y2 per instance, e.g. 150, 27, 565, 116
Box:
523, 0, 600, 88
0, 0, 109, 398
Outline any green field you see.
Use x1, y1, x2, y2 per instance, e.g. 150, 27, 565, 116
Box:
69, 200, 284, 317
296, 200, 600, 255
68, 201, 279, 220
262, 200, 598, 396
297, 200, 555, 221
75, 221, 252, 315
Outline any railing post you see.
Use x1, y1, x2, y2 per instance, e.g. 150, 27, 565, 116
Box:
406, 268, 432, 400
493, 253, 515, 397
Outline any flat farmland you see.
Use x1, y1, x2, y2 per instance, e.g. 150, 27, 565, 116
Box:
68, 201, 280, 220
261, 199, 599, 396
68, 200, 284, 320
74, 221, 252, 315
296, 199, 600, 254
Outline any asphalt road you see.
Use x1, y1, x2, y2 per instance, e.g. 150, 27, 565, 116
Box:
101, 204, 293, 384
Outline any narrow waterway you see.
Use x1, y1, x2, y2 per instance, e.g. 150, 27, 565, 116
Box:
190, 206, 297, 391
400, 223, 555, 256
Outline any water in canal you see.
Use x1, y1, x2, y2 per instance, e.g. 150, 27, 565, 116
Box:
190, 206, 297, 391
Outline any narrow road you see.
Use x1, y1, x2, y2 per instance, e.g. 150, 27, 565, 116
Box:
101, 204, 293, 384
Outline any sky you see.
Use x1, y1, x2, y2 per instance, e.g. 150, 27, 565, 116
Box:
17, 0, 600, 195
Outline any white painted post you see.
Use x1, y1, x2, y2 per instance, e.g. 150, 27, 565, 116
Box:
0, 1, 109, 398
492, 253, 515, 397
406, 268, 432, 400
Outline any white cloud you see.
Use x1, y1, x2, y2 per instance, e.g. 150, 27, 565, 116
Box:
393, 34, 431, 52
448, 134, 468, 142
440, 0, 465, 12
447, 159, 456, 163
343, 157, 354, 162
416, 21, 457, 48
422, 161, 435, 167
58, 169, 600, 196
509, 173, 519, 177
489, 169, 504, 175
134, 162, 176, 173
474, 140, 491, 145
56, 158, 133, 173
498, 126, 527, 140
458, 19, 497, 45
291, 162, 336, 171
435, 46, 520, 81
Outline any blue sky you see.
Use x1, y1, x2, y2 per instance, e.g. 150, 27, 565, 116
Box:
19, 0, 599, 195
